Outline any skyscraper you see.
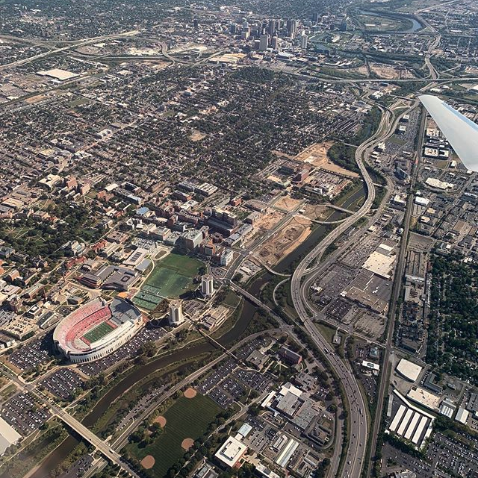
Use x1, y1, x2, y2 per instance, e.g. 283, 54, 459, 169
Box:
268, 19, 276, 36
287, 19, 297, 39
271, 36, 279, 50
259, 34, 269, 51
300, 31, 308, 49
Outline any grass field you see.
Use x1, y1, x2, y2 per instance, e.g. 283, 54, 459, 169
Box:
128, 394, 221, 477
83, 321, 114, 343
134, 253, 203, 310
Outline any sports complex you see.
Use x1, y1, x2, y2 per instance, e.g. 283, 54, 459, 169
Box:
53, 297, 144, 363
133, 253, 202, 311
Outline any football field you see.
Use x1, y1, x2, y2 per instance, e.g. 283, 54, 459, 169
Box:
83, 321, 114, 343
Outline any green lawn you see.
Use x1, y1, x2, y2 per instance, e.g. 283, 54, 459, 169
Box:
83, 321, 114, 343
128, 394, 221, 477
134, 253, 203, 310
159, 253, 203, 276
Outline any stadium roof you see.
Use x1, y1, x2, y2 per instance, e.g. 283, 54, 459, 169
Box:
419, 95, 478, 171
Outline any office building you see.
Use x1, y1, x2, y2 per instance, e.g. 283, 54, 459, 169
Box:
259, 34, 269, 51
287, 19, 297, 38
300, 32, 308, 49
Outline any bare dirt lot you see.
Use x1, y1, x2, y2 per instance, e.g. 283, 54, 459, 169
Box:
370, 63, 401, 79
274, 195, 303, 212
295, 142, 359, 178
189, 130, 206, 142
257, 215, 312, 266
244, 209, 285, 248
351, 65, 370, 77
302, 204, 330, 221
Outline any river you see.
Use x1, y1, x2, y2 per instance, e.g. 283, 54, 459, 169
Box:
359, 10, 423, 33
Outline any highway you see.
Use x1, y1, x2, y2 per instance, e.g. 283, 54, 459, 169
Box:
228, 283, 346, 476
288, 100, 413, 478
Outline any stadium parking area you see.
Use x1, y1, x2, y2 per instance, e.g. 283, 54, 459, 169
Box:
78, 325, 166, 376
1, 393, 51, 436
8, 335, 54, 371
39, 368, 84, 400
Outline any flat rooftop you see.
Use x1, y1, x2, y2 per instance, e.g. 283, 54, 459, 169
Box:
396, 358, 423, 382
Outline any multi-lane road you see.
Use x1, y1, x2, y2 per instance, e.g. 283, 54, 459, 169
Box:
289, 100, 415, 478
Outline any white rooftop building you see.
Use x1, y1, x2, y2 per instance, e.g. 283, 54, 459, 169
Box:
0, 417, 21, 455
396, 358, 423, 382
215, 436, 247, 468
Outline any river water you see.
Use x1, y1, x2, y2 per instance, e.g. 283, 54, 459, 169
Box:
359, 10, 423, 33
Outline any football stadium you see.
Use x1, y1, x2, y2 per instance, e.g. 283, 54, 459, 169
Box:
53, 297, 144, 363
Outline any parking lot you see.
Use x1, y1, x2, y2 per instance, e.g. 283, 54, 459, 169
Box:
1, 392, 50, 436
382, 431, 478, 478
40, 368, 84, 400
233, 369, 271, 393
196, 339, 273, 409
78, 325, 166, 376
428, 433, 478, 477
57, 455, 94, 478
8, 334, 54, 371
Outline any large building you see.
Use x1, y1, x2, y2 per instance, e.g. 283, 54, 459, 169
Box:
214, 436, 247, 468
169, 300, 184, 326
53, 297, 143, 363
201, 275, 215, 298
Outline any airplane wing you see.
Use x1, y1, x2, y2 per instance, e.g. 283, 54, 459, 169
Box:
419, 94, 478, 171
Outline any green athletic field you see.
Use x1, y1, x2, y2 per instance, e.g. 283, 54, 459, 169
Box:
127, 394, 221, 477
83, 321, 114, 343
134, 253, 203, 310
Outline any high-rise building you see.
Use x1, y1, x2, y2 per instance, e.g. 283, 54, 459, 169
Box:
259, 34, 269, 51
300, 31, 308, 49
271, 36, 279, 50
268, 19, 276, 36
169, 300, 184, 326
287, 19, 297, 39
201, 275, 215, 298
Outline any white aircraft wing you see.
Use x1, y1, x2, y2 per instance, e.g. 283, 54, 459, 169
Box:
419, 94, 478, 171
